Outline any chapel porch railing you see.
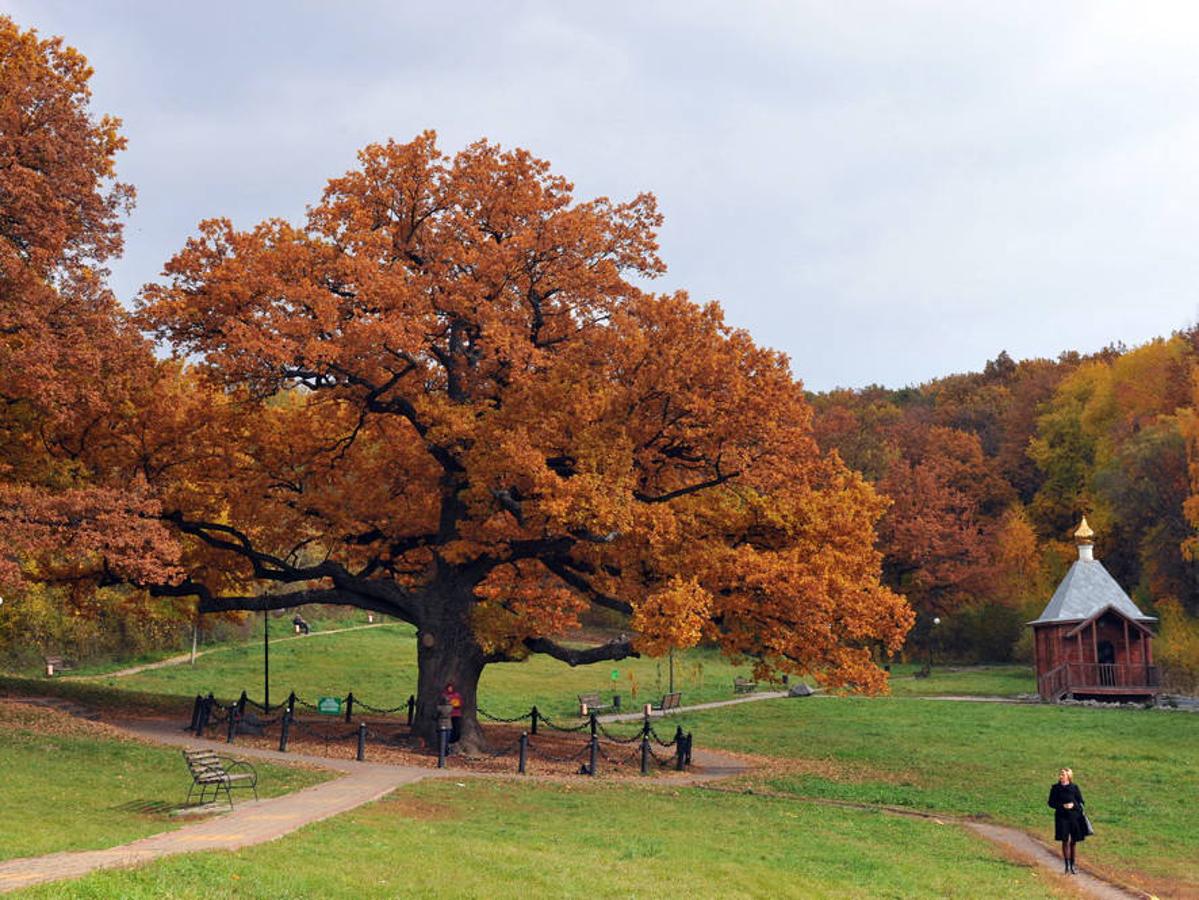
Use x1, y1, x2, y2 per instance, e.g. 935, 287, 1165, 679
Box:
1038, 662, 1160, 699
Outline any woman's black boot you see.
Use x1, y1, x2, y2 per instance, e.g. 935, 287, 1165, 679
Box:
1069, 861, 1077, 875
1063, 859, 1071, 874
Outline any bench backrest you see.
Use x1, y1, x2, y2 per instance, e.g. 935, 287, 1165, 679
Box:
183, 749, 228, 780
734, 676, 754, 685
661, 691, 681, 709
577, 692, 601, 704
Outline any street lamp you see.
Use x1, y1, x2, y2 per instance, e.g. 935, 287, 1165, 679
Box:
263, 609, 270, 712
928, 616, 941, 674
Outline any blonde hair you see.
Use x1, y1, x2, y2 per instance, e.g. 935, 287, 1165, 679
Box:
1059, 767, 1074, 782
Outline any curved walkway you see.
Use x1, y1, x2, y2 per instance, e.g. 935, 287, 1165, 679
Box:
0, 721, 437, 894
697, 784, 1143, 900
66, 622, 399, 680
0, 709, 1145, 898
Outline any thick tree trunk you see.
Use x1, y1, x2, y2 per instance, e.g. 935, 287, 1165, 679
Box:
413, 592, 487, 753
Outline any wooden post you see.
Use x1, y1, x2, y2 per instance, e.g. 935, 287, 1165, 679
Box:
518, 732, 528, 774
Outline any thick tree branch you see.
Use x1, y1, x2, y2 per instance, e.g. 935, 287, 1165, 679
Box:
523, 635, 639, 667
544, 557, 633, 614
633, 471, 739, 504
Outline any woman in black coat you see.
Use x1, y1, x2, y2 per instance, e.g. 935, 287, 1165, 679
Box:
1047, 766, 1087, 874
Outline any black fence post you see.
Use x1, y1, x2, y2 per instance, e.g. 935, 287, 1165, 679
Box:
675, 738, 684, 770
642, 709, 651, 739
237, 690, 248, 717
195, 697, 211, 736
188, 695, 202, 733
589, 710, 598, 737
287, 691, 296, 716
641, 736, 650, 775
518, 732, 528, 774
278, 711, 291, 752
357, 722, 367, 762
344, 692, 355, 723
530, 705, 539, 736
437, 728, 448, 769
674, 724, 684, 747
685, 732, 693, 766
226, 705, 238, 744
589, 735, 599, 777
406, 694, 415, 727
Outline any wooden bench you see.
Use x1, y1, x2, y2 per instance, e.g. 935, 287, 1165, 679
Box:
182, 748, 258, 808
652, 691, 682, 713
577, 692, 612, 716
734, 677, 757, 694
43, 656, 76, 676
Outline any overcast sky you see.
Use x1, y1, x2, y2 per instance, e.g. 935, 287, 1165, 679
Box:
8, 1, 1199, 391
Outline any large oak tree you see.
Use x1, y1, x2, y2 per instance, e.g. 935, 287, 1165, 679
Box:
136, 133, 911, 745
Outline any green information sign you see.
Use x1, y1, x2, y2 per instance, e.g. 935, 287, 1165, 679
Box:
610, 668, 620, 681
317, 696, 342, 715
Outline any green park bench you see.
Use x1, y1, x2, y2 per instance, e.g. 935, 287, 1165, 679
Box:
733, 676, 757, 694
182, 748, 258, 808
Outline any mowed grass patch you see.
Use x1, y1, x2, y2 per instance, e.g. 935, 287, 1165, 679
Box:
883, 664, 1034, 697
13, 779, 1060, 899
667, 696, 1199, 896
109, 625, 761, 718
0, 702, 329, 861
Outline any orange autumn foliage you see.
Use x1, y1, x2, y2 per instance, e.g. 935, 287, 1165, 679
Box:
133, 132, 910, 737
0, 17, 179, 591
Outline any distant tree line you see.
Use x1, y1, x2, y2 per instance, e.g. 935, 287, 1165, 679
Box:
812, 339, 1199, 673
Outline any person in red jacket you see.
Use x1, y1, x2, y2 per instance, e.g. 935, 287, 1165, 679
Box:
441, 682, 463, 744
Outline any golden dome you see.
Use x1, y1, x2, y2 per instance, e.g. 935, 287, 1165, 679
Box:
1074, 516, 1095, 544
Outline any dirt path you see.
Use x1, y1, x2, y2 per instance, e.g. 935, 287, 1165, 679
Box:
697, 783, 1144, 900
65, 622, 398, 680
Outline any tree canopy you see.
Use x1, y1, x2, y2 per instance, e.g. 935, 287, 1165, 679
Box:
128, 132, 911, 742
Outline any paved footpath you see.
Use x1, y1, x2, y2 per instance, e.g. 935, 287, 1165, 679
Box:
598, 689, 790, 723
0, 720, 440, 894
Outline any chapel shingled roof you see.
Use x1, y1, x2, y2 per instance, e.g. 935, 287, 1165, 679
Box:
1029, 557, 1155, 625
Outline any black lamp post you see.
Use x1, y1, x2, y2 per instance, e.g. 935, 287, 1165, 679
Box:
928, 615, 941, 673
263, 609, 270, 712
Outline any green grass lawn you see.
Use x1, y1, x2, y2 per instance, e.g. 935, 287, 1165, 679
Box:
664, 696, 1199, 897
48, 612, 390, 679
12, 779, 1061, 899
0, 703, 329, 861
104, 624, 762, 719
883, 663, 1034, 697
